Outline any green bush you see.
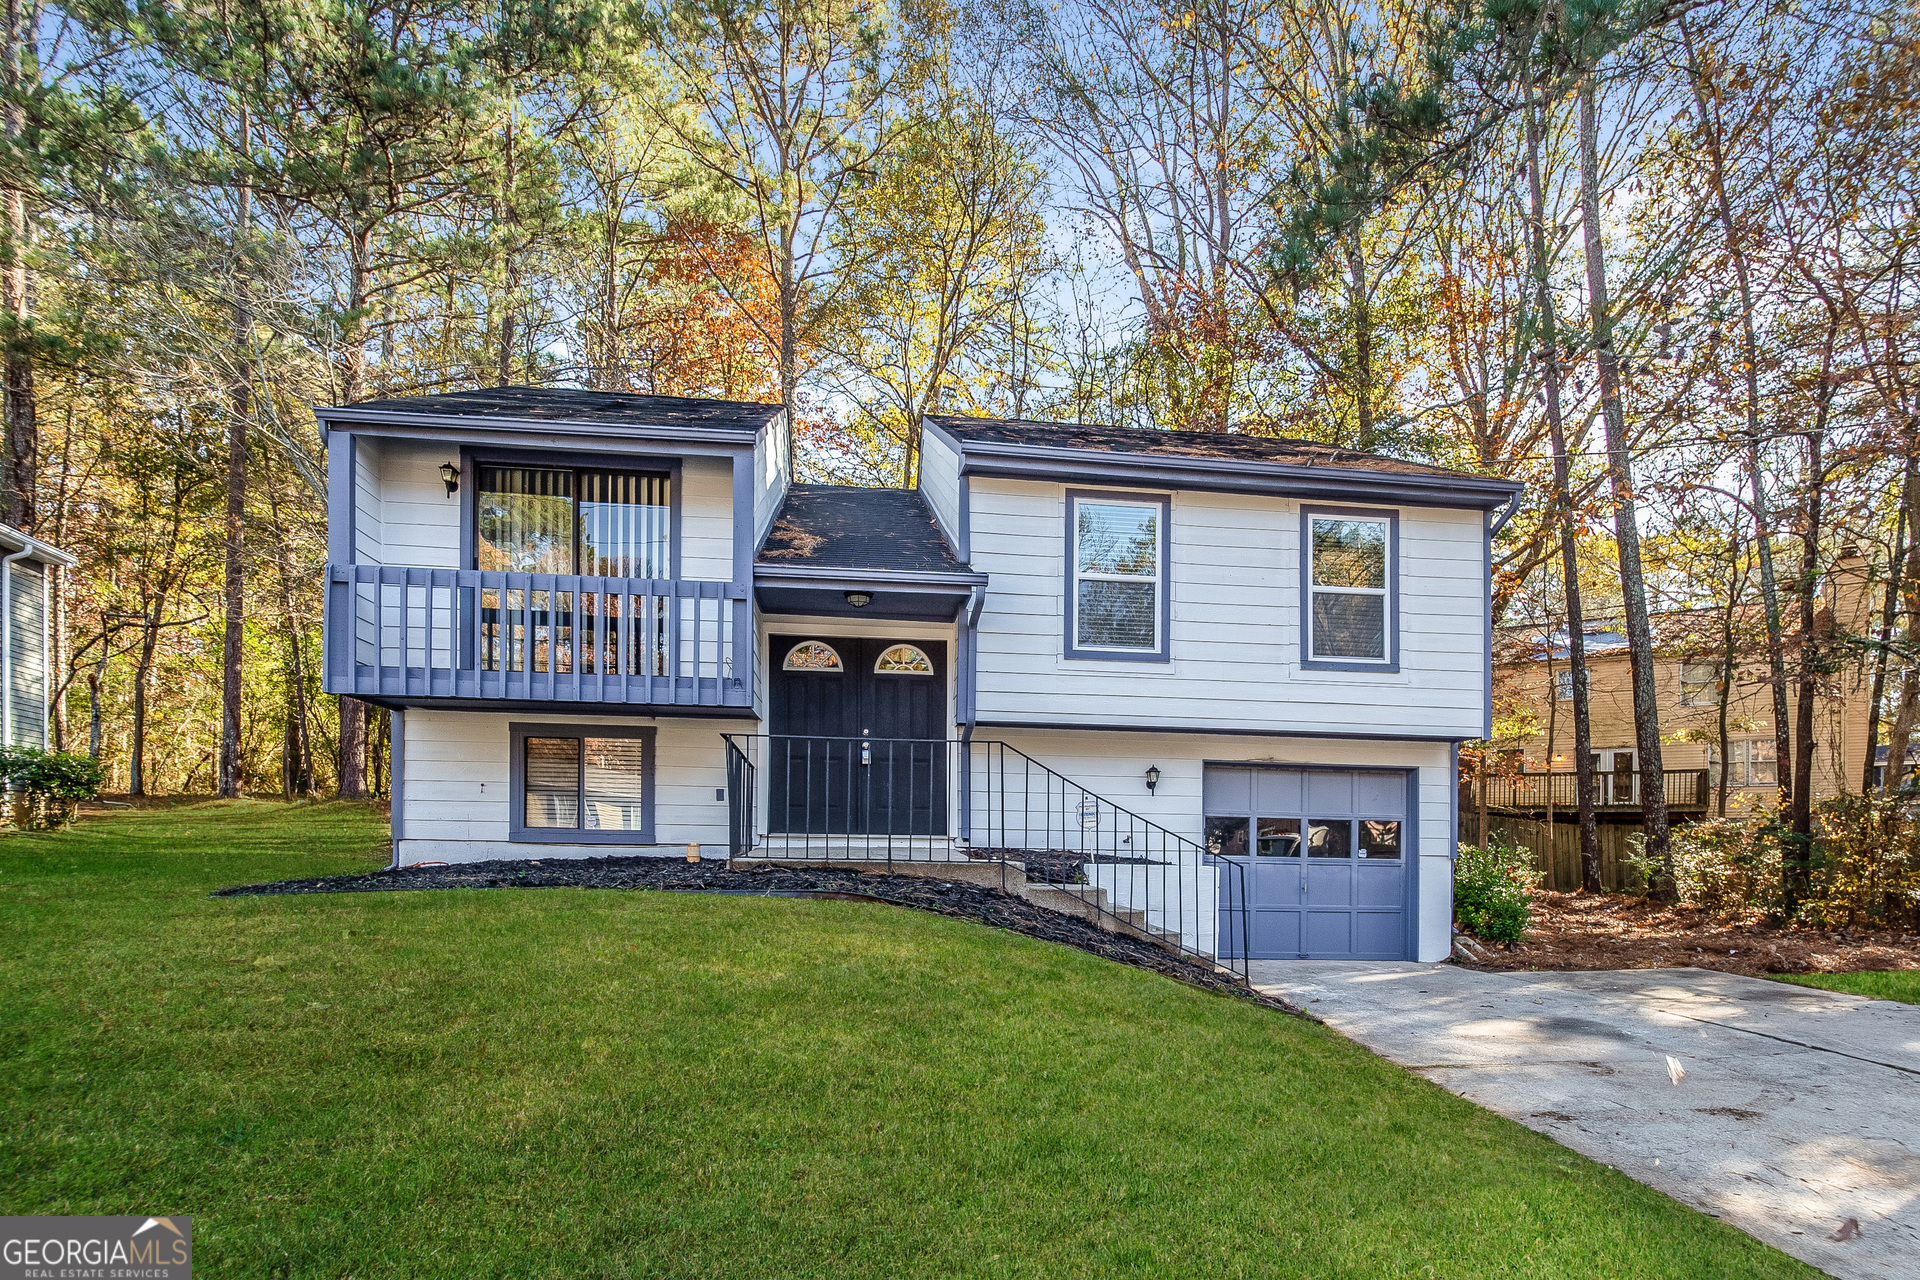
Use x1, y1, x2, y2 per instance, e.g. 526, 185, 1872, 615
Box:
1453, 835, 1541, 946
1634, 817, 1786, 915
0, 746, 107, 830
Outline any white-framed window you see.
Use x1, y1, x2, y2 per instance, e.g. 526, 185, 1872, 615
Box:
1554, 668, 1574, 702
1067, 492, 1167, 660
1708, 738, 1778, 788
1679, 660, 1722, 706
782, 640, 843, 671
874, 644, 934, 674
1304, 510, 1394, 666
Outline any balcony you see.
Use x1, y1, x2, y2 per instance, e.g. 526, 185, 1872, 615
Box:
322, 563, 750, 709
1464, 769, 1712, 816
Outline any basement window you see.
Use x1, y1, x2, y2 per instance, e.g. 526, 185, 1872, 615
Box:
510, 723, 655, 843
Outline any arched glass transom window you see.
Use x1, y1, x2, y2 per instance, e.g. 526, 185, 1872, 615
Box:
782, 641, 843, 672
874, 644, 934, 674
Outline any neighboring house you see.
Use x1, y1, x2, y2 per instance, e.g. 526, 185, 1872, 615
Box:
0, 523, 75, 751
317, 388, 1520, 964
1480, 560, 1883, 821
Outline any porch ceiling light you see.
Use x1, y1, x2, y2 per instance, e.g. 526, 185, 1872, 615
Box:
1145, 765, 1161, 794
844, 590, 873, 608
439, 461, 461, 497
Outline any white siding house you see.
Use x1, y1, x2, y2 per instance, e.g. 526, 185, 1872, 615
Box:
0, 524, 76, 751
317, 388, 1519, 966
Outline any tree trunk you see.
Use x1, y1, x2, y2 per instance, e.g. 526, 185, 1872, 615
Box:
1526, 102, 1601, 892
1788, 321, 1836, 895
130, 613, 160, 797
1682, 17, 1794, 822
1864, 472, 1907, 792
220, 125, 251, 799
338, 696, 368, 799
1718, 542, 1739, 817
1579, 79, 1671, 898
1882, 451, 1920, 796
1346, 237, 1374, 452
1, 0, 35, 533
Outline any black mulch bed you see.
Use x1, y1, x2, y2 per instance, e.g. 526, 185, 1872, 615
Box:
215, 856, 1296, 1013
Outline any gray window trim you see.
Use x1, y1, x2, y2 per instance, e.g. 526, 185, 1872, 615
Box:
462, 447, 682, 579
508, 721, 658, 844
1064, 487, 1171, 663
1300, 504, 1400, 673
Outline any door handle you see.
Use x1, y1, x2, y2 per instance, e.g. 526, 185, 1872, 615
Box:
860, 743, 871, 767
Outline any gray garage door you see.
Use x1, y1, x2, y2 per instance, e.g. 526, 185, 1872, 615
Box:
1207, 766, 1412, 960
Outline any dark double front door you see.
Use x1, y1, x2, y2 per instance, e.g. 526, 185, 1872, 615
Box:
767, 635, 948, 835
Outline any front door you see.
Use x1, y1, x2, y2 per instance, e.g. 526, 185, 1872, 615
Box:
1207, 766, 1411, 960
767, 635, 948, 835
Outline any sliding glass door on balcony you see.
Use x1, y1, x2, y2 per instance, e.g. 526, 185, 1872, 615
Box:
477, 466, 670, 579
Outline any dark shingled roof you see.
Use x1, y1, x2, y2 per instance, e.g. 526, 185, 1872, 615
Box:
323, 385, 781, 433
758, 486, 967, 573
928, 414, 1492, 481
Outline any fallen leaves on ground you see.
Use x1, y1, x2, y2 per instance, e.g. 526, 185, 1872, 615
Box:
1462, 891, 1920, 976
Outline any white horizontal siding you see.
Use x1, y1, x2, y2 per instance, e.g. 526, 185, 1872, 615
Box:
378, 439, 460, 569
397, 709, 754, 861
353, 439, 383, 565
918, 429, 961, 553
969, 478, 1488, 738
985, 728, 1455, 961
754, 415, 791, 548
680, 455, 734, 580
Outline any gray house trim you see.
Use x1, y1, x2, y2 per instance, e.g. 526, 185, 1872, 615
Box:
315, 405, 765, 452
1406, 767, 1422, 962
507, 721, 658, 844
976, 718, 1470, 743
952, 440, 1521, 512
958, 474, 972, 562
752, 564, 989, 592
1063, 488, 1172, 663
459, 448, 684, 579
327, 432, 356, 564
1299, 504, 1400, 674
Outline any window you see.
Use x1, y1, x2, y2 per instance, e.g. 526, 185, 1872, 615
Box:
510, 724, 655, 843
477, 465, 670, 578
1304, 509, 1394, 667
1067, 492, 1168, 660
783, 641, 843, 671
1554, 668, 1574, 702
874, 644, 934, 674
1710, 738, 1778, 789
1680, 661, 1722, 706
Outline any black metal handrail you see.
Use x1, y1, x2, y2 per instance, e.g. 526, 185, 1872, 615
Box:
1468, 768, 1712, 811
719, 733, 1249, 982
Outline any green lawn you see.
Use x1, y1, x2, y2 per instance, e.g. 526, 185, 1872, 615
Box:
2, 802, 1814, 1278
1778, 969, 1920, 1004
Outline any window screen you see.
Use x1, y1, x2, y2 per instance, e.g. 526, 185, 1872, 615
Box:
1072, 498, 1162, 652
1308, 516, 1390, 661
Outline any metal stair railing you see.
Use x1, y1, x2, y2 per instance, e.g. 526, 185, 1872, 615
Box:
718, 734, 1250, 982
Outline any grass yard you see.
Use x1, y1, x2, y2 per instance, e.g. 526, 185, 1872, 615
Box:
2, 802, 1815, 1279
1778, 969, 1920, 1004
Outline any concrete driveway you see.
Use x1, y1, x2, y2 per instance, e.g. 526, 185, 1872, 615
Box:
1250, 961, 1920, 1280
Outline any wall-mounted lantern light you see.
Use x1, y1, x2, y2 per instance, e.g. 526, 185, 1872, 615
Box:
439, 461, 461, 497
844, 590, 873, 609
1145, 764, 1161, 794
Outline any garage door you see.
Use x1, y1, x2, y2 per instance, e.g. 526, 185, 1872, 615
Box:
1206, 766, 1411, 960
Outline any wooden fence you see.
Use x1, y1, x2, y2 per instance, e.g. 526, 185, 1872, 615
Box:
1459, 810, 1648, 893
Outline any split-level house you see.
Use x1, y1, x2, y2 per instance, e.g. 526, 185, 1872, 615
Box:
317, 388, 1520, 964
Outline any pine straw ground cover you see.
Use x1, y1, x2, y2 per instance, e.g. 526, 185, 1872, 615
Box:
0, 801, 1817, 1278
1461, 889, 1920, 978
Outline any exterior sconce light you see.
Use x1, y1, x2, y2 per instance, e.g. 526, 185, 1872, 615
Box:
844, 590, 873, 608
439, 461, 460, 497
1145, 765, 1161, 794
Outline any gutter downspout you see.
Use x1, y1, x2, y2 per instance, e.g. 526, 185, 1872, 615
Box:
958, 583, 986, 844
1488, 490, 1522, 539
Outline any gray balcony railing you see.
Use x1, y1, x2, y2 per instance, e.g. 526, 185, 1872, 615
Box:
322, 563, 750, 707
1467, 769, 1712, 813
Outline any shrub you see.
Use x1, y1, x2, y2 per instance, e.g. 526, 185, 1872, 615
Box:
1804, 792, 1920, 930
0, 747, 107, 831
1637, 817, 1785, 915
1454, 834, 1541, 946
